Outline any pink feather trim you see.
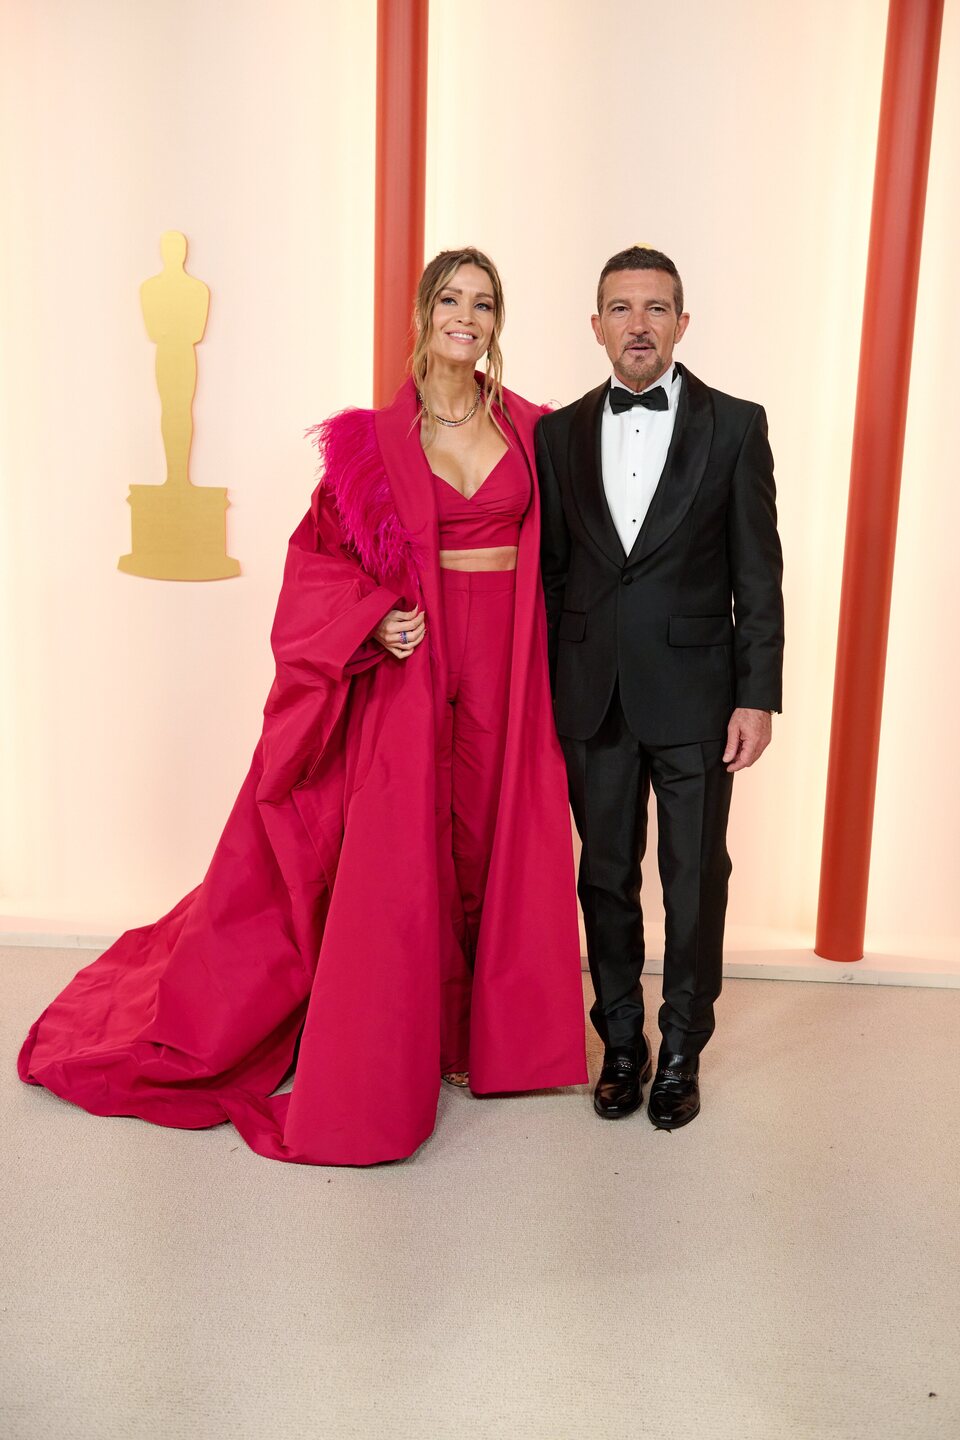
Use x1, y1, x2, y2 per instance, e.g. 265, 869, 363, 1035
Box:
305, 409, 420, 585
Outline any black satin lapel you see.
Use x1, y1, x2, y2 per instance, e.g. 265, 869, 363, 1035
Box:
628, 367, 714, 567
569, 382, 625, 567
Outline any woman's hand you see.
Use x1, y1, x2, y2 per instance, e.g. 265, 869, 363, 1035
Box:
373, 606, 426, 659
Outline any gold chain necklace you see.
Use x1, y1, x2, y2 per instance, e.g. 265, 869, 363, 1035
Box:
419, 382, 482, 428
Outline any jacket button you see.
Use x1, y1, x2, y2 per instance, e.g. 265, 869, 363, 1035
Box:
621, 574, 633, 586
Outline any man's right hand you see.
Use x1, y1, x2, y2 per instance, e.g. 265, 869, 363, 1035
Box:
373, 606, 426, 660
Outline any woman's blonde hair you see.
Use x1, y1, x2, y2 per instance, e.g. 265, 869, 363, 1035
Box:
409, 247, 505, 442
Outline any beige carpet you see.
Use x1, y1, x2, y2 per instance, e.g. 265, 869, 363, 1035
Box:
1, 947, 958, 1440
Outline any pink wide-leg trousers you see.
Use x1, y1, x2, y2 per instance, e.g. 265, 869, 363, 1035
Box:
436, 567, 516, 1071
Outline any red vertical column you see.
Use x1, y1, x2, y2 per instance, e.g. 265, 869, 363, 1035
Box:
815, 0, 944, 962
373, 0, 429, 408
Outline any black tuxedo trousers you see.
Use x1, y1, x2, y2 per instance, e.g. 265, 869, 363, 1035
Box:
563, 684, 733, 1053
537, 367, 784, 1056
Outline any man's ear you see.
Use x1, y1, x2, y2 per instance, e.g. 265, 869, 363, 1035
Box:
591, 314, 605, 346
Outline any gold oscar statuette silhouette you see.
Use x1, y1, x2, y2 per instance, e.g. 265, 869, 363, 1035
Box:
119, 231, 240, 579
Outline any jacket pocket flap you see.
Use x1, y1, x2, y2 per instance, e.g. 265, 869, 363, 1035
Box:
668, 614, 733, 646
558, 610, 587, 642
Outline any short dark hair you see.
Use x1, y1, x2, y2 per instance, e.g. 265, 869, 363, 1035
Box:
597, 246, 684, 316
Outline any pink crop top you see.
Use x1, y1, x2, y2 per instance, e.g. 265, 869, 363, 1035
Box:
433, 444, 531, 549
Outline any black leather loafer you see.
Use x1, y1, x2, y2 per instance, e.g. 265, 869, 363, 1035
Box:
593, 1036, 653, 1119
647, 1053, 701, 1129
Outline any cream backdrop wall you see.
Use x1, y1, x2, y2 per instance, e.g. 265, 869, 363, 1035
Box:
1, 0, 957, 961
426, 0, 959, 960
0, 0, 378, 932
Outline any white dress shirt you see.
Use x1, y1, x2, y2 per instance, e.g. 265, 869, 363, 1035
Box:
601, 364, 682, 555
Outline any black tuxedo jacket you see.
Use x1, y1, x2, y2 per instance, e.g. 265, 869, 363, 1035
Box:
535, 364, 784, 745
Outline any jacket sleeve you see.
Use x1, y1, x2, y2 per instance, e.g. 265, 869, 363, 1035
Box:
535, 416, 571, 692
727, 405, 785, 712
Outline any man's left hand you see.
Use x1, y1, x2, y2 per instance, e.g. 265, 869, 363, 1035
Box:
723, 708, 772, 773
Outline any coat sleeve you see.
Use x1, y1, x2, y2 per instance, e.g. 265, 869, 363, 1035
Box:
535, 416, 571, 693
270, 485, 402, 687
258, 488, 403, 807
727, 405, 785, 712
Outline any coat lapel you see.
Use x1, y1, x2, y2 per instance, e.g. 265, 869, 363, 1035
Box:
373, 379, 440, 587
373, 378, 450, 702
626, 364, 714, 567
568, 381, 626, 567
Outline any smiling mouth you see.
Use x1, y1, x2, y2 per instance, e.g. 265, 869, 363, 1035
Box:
447, 331, 477, 343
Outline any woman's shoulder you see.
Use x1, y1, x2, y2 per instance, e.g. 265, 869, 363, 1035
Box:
305, 405, 377, 456
304, 406, 381, 517
304, 407, 383, 505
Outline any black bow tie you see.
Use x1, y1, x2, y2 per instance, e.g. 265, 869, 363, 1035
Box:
609, 384, 668, 415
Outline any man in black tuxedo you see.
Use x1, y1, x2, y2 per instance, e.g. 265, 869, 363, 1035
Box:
536, 246, 783, 1129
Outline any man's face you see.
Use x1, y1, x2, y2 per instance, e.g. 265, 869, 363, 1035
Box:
591, 269, 689, 391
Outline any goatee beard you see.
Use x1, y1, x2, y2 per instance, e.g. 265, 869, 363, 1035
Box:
616, 349, 663, 389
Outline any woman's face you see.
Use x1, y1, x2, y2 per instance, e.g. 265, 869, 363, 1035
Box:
426, 263, 498, 369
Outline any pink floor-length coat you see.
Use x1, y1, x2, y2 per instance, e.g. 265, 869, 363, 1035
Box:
18, 377, 587, 1165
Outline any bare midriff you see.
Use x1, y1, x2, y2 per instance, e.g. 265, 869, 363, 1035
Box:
439, 546, 518, 572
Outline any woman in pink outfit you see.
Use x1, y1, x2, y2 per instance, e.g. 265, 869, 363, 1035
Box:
18, 248, 587, 1165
